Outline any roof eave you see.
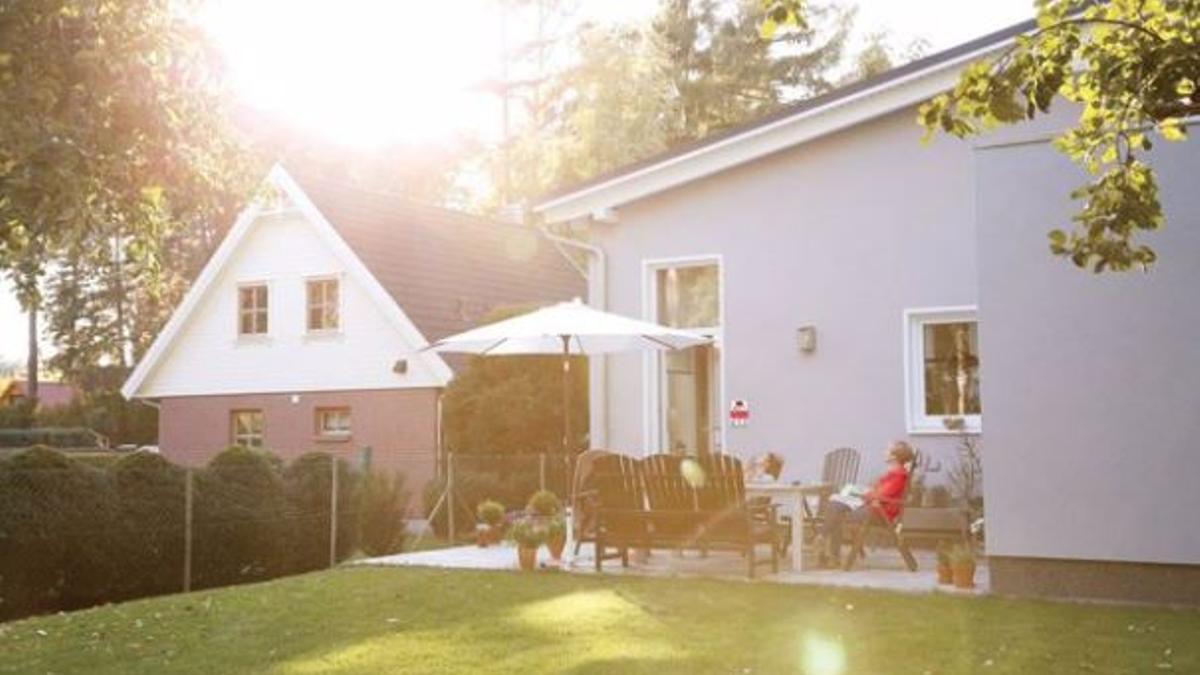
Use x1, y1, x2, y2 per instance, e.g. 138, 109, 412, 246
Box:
533, 26, 1024, 224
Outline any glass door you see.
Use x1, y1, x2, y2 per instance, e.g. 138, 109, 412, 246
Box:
649, 260, 722, 456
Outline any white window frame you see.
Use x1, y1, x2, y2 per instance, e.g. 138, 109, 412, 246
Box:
315, 407, 352, 439
903, 305, 982, 435
230, 409, 265, 448
305, 275, 342, 335
236, 281, 271, 338
641, 255, 726, 455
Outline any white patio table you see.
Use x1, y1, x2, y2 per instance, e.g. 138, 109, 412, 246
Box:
744, 481, 834, 572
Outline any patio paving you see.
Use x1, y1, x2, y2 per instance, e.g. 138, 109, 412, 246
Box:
358, 542, 989, 596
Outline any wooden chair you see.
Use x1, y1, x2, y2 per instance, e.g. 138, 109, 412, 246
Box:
591, 454, 648, 570
841, 453, 919, 572
822, 447, 861, 490
692, 453, 781, 578
569, 449, 616, 557
640, 454, 697, 551
800, 447, 862, 541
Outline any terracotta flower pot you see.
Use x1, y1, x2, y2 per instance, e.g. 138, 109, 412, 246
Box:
952, 561, 976, 589
547, 533, 566, 561
518, 545, 539, 571
937, 564, 954, 585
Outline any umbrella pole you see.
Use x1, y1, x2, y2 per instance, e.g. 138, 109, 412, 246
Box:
561, 334, 571, 455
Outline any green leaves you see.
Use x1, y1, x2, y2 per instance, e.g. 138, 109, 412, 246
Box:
920, 0, 1200, 272
759, 1, 807, 39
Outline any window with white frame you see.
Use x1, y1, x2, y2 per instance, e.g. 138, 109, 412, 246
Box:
230, 410, 265, 448
905, 307, 981, 433
315, 407, 351, 438
237, 284, 269, 336
306, 278, 340, 332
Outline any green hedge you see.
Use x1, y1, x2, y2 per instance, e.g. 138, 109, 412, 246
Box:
0, 446, 409, 622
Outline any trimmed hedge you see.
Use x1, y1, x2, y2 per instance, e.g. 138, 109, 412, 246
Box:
0, 446, 409, 622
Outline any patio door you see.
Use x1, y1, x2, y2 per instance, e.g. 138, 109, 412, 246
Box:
646, 257, 723, 456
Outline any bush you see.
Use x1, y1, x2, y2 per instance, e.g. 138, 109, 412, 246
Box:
283, 452, 360, 572
192, 447, 291, 589
359, 471, 409, 556
108, 451, 186, 601
527, 489, 561, 516
0, 446, 121, 621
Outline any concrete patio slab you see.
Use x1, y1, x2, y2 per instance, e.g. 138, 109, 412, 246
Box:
358, 543, 989, 596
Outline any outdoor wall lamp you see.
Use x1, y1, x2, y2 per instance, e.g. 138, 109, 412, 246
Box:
797, 325, 817, 354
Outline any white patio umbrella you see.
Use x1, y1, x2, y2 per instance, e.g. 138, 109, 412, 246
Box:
423, 298, 710, 453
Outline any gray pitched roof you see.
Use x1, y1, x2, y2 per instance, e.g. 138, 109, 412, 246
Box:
289, 170, 584, 347
536, 17, 1037, 207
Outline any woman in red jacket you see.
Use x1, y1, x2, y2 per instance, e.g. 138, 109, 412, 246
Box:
818, 441, 915, 568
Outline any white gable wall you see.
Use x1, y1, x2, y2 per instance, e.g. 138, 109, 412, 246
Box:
138, 211, 444, 397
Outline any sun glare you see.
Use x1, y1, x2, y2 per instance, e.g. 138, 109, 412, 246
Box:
200, 0, 502, 147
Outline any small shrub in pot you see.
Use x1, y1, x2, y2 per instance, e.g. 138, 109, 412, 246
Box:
510, 517, 546, 571
526, 489, 562, 517
949, 544, 977, 589
476, 499, 505, 546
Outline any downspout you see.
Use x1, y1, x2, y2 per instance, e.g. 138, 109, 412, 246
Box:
540, 225, 608, 450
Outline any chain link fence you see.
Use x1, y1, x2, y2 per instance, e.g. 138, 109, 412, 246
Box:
0, 447, 408, 623
422, 452, 575, 542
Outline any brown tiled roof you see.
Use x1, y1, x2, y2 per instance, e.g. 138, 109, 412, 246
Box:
288, 170, 585, 348
1, 380, 78, 408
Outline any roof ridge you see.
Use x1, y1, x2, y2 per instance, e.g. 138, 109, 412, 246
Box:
282, 166, 538, 233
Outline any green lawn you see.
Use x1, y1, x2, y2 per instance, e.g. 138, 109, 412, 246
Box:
0, 567, 1195, 675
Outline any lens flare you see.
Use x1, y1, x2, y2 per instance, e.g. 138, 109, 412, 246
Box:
680, 458, 707, 488
800, 633, 846, 675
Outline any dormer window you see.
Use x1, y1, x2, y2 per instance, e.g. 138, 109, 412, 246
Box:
306, 278, 340, 332
238, 284, 269, 335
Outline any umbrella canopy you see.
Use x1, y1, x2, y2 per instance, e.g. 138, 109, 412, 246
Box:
423, 298, 710, 356
423, 299, 710, 454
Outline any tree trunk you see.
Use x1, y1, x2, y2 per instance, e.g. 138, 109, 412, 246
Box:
26, 304, 38, 403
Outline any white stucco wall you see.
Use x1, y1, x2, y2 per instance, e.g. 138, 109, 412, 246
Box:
976, 125, 1200, 565
592, 107, 988, 480
138, 211, 444, 397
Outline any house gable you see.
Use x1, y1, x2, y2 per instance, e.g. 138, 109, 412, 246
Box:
122, 165, 454, 399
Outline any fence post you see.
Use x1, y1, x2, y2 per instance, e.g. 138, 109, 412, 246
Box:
183, 467, 193, 593
329, 455, 339, 568
447, 452, 456, 543
539, 453, 547, 492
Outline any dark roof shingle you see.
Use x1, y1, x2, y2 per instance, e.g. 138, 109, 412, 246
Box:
289, 170, 584, 346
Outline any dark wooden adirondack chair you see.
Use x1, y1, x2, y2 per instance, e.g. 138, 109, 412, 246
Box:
840, 452, 919, 572
570, 449, 616, 557
591, 454, 648, 571
692, 453, 781, 578
641, 454, 699, 550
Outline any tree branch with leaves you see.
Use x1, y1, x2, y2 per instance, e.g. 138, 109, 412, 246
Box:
919, 0, 1199, 272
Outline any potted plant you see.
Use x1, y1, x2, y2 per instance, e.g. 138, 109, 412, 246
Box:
510, 517, 546, 571
545, 516, 567, 561
935, 541, 954, 585
527, 489, 562, 517
475, 500, 505, 547
949, 544, 977, 589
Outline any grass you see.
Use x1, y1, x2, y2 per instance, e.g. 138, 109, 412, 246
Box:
0, 566, 1196, 675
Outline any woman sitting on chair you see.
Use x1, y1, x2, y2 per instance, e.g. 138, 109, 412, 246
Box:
818, 441, 915, 568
